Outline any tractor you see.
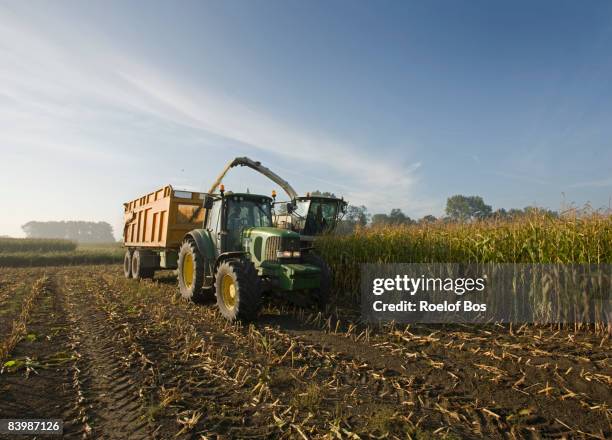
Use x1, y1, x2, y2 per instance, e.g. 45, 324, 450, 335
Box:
176, 187, 330, 321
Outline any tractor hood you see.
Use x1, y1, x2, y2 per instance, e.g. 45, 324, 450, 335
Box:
242, 227, 300, 240
241, 227, 302, 265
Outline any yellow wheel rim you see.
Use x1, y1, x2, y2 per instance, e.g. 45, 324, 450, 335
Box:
182, 253, 194, 288
221, 274, 236, 310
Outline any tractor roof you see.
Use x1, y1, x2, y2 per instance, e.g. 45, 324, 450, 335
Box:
224, 192, 273, 201
296, 195, 346, 203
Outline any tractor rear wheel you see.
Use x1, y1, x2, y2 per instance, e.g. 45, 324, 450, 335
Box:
178, 240, 205, 300
215, 259, 261, 321
123, 250, 132, 278
304, 253, 331, 309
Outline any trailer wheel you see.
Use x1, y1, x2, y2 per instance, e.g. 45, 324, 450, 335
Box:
132, 250, 155, 279
304, 253, 331, 309
178, 240, 205, 300
123, 250, 132, 278
215, 259, 261, 321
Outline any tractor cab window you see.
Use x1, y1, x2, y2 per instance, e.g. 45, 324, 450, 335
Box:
225, 197, 273, 251
294, 199, 340, 235
206, 199, 223, 232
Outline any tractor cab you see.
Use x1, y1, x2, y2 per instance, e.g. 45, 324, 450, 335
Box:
276, 195, 347, 240
204, 191, 273, 253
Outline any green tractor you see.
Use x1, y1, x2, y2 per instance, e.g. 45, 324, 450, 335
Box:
209, 156, 348, 245
177, 187, 330, 321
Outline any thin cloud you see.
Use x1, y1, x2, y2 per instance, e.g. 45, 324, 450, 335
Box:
112, 62, 419, 189
0, 6, 428, 220
567, 177, 612, 188
493, 171, 550, 186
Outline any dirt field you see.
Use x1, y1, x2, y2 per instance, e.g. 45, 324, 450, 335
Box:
1, 265, 610, 439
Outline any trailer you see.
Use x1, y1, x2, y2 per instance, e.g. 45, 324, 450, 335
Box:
123, 185, 206, 278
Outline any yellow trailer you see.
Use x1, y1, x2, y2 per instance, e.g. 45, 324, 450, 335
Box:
123, 185, 205, 278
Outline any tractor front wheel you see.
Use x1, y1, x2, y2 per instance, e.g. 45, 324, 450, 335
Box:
178, 240, 205, 300
215, 260, 261, 321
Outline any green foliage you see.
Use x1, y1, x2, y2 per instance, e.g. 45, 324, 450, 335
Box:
493, 206, 559, 219
371, 208, 414, 226
419, 215, 437, 224
446, 195, 492, 221
344, 205, 370, 226
0, 246, 123, 267
0, 237, 77, 253
335, 205, 370, 234
310, 190, 337, 198
0, 239, 122, 267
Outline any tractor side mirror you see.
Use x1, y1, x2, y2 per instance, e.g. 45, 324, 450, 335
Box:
203, 196, 214, 209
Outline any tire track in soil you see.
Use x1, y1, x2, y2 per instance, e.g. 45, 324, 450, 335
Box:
124, 272, 473, 438
0, 273, 84, 440
77, 266, 609, 439
97, 273, 313, 438
85, 269, 279, 439
99, 269, 405, 438
59, 270, 154, 440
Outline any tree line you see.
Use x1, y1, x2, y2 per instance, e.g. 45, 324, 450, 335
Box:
310, 190, 559, 231
22, 221, 116, 243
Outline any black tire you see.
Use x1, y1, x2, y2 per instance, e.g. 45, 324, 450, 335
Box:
131, 250, 155, 279
303, 253, 331, 309
123, 250, 132, 278
178, 240, 205, 300
215, 259, 261, 321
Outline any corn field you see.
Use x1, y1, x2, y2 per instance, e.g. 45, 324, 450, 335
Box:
316, 213, 612, 297
317, 214, 612, 333
0, 237, 77, 253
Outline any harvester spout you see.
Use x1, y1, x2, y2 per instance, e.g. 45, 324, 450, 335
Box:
208, 156, 299, 200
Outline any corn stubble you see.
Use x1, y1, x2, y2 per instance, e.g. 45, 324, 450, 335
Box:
1, 265, 610, 438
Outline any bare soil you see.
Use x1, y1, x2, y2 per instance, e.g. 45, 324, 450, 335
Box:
0, 265, 610, 439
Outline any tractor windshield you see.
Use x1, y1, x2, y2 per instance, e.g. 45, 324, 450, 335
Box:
226, 196, 273, 250
294, 198, 341, 235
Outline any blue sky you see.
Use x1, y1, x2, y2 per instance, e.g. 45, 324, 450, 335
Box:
1, 0, 612, 238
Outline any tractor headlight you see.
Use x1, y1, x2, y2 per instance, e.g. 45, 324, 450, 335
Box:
276, 250, 293, 258
292, 251, 301, 258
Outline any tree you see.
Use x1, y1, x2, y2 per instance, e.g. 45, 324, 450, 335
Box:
388, 208, 414, 225
371, 209, 414, 227
492, 206, 559, 220
445, 195, 492, 222
419, 215, 437, 224
523, 206, 559, 218
336, 205, 370, 234
311, 190, 337, 198
344, 205, 370, 227
371, 213, 390, 227
22, 221, 116, 242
